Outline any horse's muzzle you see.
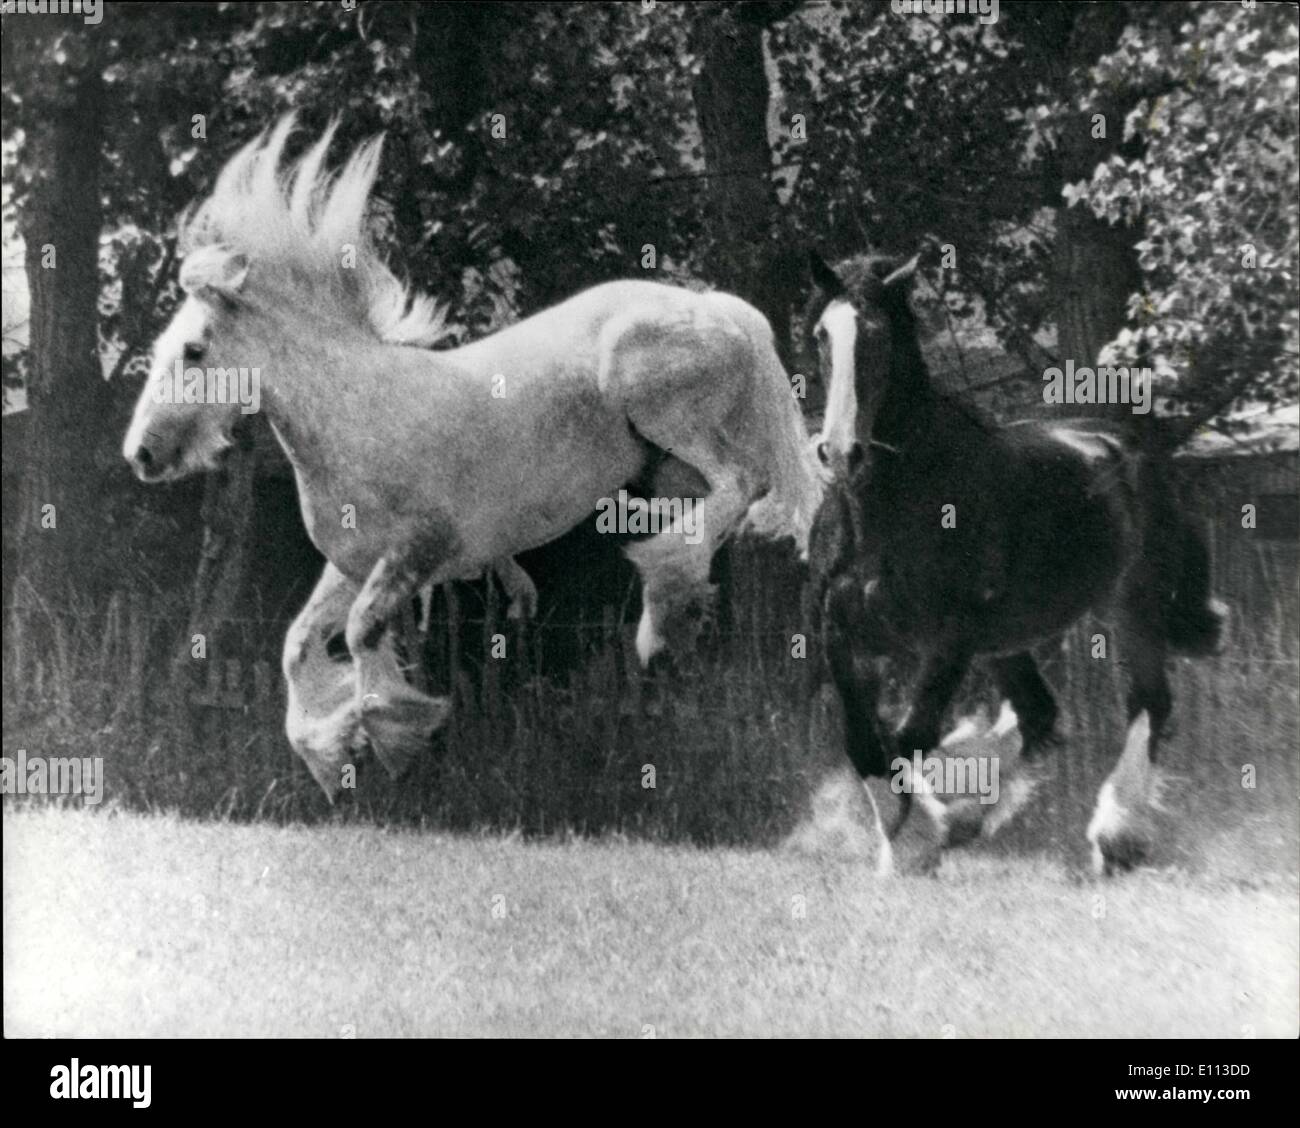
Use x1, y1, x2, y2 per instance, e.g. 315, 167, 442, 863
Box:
817, 439, 865, 477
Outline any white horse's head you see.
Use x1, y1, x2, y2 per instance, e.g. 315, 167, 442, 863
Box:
124, 114, 449, 485
122, 244, 252, 481
807, 250, 920, 481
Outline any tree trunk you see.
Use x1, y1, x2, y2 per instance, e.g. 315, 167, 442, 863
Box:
173, 442, 260, 743
13, 47, 114, 597
691, 4, 797, 365
1049, 4, 1144, 426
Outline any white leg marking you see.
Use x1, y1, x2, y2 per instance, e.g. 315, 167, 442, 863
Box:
912, 762, 950, 842
861, 779, 894, 878
1085, 711, 1155, 874
635, 604, 666, 666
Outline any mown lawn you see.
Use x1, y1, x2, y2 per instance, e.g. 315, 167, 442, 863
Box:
4, 806, 1296, 1038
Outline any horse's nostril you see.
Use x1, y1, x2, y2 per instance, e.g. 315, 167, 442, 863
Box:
848, 442, 865, 469
135, 446, 153, 466
817, 442, 830, 465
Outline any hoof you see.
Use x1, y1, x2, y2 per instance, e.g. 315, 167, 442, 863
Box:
287, 700, 367, 803
1090, 826, 1153, 876
301, 746, 359, 804
1085, 713, 1159, 876
943, 797, 986, 848
906, 842, 944, 876
359, 686, 452, 778
983, 765, 1046, 837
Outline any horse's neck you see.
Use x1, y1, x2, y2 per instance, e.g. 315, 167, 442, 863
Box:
873, 306, 935, 445
254, 330, 455, 481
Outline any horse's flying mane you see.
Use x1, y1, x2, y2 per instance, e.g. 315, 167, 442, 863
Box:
178, 114, 450, 348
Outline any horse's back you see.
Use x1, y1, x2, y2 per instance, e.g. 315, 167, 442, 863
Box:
450, 279, 767, 392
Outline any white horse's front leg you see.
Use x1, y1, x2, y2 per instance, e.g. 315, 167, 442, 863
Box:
282, 564, 364, 801
344, 533, 457, 779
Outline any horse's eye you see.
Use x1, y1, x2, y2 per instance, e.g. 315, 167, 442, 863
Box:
182, 343, 206, 363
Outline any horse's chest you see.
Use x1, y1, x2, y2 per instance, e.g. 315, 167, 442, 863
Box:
292, 470, 396, 580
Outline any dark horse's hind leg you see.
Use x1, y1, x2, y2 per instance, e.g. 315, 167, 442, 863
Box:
991, 652, 1060, 759
1087, 604, 1173, 875
1121, 627, 1172, 743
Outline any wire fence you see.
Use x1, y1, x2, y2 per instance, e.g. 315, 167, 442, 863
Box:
3, 566, 1298, 872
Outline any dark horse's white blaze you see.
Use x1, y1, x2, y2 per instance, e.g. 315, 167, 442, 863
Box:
125, 117, 822, 798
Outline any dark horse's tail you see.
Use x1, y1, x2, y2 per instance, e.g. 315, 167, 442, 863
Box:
1165, 519, 1228, 656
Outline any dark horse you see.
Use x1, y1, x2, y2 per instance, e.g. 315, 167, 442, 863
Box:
805, 251, 1226, 874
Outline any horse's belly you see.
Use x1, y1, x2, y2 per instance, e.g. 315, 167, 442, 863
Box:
467, 432, 647, 559
972, 508, 1129, 651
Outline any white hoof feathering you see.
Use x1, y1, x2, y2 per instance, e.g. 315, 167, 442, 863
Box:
635, 605, 666, 666
911, 766, 950, 842
1085, 711, 1156, 875
933, 699, 1031, 839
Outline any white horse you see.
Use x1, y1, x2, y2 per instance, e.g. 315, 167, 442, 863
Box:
124, 117, 822, 799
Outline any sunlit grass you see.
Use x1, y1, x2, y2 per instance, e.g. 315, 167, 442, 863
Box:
4, 807, 1296, 1038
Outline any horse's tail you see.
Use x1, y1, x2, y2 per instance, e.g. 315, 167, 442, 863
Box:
732, 309, 824, 557
1165, 518, 1228, 656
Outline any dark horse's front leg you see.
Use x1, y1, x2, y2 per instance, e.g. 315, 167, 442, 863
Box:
822, 574, 893, 781
889, 640, 973, 860
894, 643, 974, 767
822, 571, 976, 870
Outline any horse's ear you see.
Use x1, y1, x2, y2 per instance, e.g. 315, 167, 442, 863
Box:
180, 245, 250, 302
879, 253, 920, 290
808, 250, 846, 297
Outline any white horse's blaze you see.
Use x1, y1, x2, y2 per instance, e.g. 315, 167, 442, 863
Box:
1086, 711, 1156, 874
815, 299, 859, 470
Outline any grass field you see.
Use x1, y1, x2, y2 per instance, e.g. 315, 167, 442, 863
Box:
4, 806, 1296, 1038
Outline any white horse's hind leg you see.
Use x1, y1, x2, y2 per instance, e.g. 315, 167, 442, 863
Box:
1086, 711, 1159, 875
626, 451, 757, 663
601, 291, 777, 665
283, 564, 365, 800
494, 556, 538, 620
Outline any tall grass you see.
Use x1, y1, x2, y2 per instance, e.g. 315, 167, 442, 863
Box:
3, 558, 1297, 875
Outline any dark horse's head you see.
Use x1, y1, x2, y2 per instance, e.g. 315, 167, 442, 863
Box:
806, 251, 919, 480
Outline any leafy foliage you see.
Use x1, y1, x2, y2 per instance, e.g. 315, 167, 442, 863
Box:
1074, 1, 1300, 426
